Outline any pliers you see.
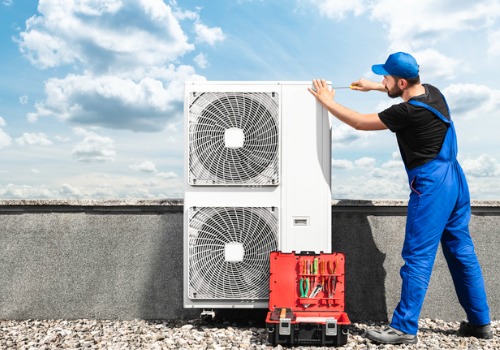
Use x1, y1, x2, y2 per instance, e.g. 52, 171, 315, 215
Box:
299, 259, 310, 297
300, 276, 310, 297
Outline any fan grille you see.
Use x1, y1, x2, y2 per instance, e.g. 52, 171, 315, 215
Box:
188, 92, 279, 185
188, 207, 278, 300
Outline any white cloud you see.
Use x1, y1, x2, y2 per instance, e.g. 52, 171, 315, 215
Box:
371, 0, 500, 51
15, 132, 53, 146
380, 152, 403, 169
462, 154, 500, 177
332, 150, 500, 199
128, 161, 179, 179
71, 128, 116, 162
55, 135, 71, 142
194, 52, 209, 69
332, 123, 365, 146
380, 160, 403, 170
0, 184, 56, 199
18, 26, 80, 70
0, 129, 12, 149
156, 171, 178, 179
19, 0, 193, 71
0, 182, 111, 199
170, 1, 199, 21
39, 171, 184, 199
390, 151, 402, 160
332, 158, 353, 170
129, 160, 158, 173
370, 166, 403, 179
18, 0, 206, 132
330, 150, 406, 199
413, 49, 462, 81
60, 183, 84, 198
333, 157, 378, 171
28, 65, 203, 131
443, 83, 500, 120
306, 0, 500, 82
333, 175, 408, 199
19, 95, 29, 105
305, 0, 368, 20
488, 29, 500, 56
0, 117, 12, 149
354, 157, 377, 168
194, 22, 225, 46
332, 160, 408, 198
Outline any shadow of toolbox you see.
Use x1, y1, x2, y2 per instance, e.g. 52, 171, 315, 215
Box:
266, 251, 350, 347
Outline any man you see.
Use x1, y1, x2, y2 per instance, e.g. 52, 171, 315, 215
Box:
309, 52, 492, 344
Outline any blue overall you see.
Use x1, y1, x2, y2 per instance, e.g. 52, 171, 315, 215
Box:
389, 98, 491, 335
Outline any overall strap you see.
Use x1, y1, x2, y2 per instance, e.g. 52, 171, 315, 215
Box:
408, 99, 450, 124
408, 93, 458, 163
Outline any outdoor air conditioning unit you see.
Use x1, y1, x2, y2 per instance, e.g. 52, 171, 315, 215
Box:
184, 81, 332, 309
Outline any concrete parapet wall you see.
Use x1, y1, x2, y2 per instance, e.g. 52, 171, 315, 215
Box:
0, 199, 498, 322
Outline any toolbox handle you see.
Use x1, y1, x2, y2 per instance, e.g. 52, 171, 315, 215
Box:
298, 251, 317, 256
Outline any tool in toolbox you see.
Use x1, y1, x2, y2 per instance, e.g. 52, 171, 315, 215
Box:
298, 259, 309, 297
303, 257, 323, 306
327, 259, 337, 300
266, 251, 350, 347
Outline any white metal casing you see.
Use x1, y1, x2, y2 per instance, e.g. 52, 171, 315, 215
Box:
184, 81, 332, 308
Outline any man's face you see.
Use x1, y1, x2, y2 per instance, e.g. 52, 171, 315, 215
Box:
383, 76, 403, 99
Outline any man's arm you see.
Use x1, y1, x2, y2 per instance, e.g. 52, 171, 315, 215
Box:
308, 79, 387, 131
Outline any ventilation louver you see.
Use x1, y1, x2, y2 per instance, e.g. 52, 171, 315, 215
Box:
188, 207, 278, 300
188, 92, 279, 185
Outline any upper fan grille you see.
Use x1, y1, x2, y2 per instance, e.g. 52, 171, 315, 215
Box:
188, 207, 278, 300
188, 92, 279, 185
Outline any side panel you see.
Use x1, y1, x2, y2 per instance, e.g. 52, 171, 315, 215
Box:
280, 83, 332, 253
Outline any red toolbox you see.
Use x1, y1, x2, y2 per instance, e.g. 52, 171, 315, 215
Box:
266, 251, 350, 346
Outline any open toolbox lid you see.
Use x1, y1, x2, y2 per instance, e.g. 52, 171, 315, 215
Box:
268, 251, 346, 314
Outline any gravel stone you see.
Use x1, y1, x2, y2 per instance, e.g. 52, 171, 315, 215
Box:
0, 318, 497, 349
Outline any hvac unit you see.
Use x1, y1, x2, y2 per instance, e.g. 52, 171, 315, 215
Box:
184, 81, 332, 309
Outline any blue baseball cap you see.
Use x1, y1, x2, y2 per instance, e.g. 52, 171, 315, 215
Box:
371, 52, 419, 79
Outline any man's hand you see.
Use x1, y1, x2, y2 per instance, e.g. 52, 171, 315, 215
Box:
351, 78, 386, 92
308, 79, 335, 107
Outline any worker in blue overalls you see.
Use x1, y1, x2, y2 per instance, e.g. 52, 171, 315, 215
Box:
309, 52, 492, 344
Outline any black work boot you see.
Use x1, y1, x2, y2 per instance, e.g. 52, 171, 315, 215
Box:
458, 321, 493, 339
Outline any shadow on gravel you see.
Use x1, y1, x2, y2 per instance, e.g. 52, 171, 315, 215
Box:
200, 309, 269, 328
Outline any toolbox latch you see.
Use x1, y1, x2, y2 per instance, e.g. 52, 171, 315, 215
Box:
325, 318, 338, 336
279, 318, 292, 336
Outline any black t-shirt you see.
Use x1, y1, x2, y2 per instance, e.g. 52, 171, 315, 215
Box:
378, 84, 450, 170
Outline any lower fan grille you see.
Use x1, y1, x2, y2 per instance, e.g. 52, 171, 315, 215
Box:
188, 207, 278, 300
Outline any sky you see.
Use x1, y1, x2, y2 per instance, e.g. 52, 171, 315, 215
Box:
2, 0, 500, 200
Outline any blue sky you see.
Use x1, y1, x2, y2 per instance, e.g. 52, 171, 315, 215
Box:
1, 0, 500, 200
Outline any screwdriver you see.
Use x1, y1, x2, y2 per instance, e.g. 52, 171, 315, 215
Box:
313, 258, 318, 285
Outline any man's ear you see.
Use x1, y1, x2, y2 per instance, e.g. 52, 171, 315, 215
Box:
398, 79, 408, 89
